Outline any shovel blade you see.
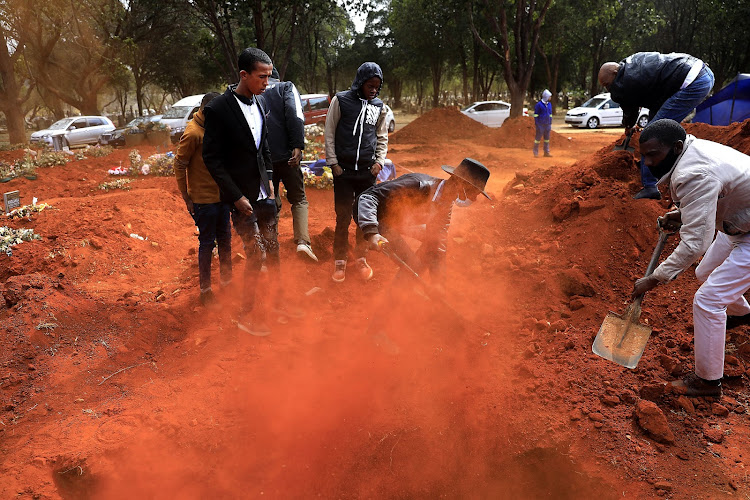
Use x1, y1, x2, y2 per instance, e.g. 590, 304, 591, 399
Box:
614, 142, 635, 152
592, 310, 652, 369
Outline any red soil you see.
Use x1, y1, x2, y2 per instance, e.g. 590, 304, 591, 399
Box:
0, 117, 748, 498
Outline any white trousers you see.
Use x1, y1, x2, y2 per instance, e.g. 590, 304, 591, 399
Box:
693, 231, 750, 380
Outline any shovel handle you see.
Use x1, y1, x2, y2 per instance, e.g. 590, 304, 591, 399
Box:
632, 228, 672, 307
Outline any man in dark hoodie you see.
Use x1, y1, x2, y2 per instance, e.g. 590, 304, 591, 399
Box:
262, 67, 318, 262
325, 62, 389, 283
598, 52, 714, 200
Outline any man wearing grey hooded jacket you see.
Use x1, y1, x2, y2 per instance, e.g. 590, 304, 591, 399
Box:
632, 119, 750, 398
325, 62, 389, 283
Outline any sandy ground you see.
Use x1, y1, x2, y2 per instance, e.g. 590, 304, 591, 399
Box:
0, 112, 748, 499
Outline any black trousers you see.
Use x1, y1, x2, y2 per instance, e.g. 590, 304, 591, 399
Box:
333, 169, 376, 261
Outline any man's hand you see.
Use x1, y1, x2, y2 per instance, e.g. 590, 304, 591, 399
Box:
268, 181, 275, 200
368, 233, 389, 251
234, 196, 254, 216
182, 194, 194, 216
288, 148, 302, 167
331, 164, 343, 176
658, 210, 682, 232
370, 162, 382, 177
632, 275, 660, 299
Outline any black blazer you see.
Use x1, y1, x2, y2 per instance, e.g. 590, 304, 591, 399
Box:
202, 87, 273, 204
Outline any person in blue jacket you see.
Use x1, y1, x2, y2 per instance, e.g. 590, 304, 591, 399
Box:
533, 89, 553, 157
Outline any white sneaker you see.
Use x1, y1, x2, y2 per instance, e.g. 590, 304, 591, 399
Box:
296, 241, 318, 262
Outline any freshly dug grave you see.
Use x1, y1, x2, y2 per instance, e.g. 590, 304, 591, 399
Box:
0, 119, 749, 499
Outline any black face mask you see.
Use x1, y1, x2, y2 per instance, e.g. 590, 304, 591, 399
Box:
648, 147, 680, 179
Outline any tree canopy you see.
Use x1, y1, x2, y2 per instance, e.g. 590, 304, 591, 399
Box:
1, 0, 748, 142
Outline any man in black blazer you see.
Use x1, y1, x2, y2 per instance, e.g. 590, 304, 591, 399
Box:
203, 47, 293, 336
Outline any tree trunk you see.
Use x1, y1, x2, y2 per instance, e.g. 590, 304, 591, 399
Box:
0, 25, 29, 144
3, 104, 27, 144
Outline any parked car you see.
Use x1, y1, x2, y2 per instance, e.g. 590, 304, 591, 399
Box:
460, 101, 528, 127
565, 93, 650, 129
300, 93, 331, 124
98, 115, 162, 147
160, 94, 204, 143
384, 104, 396, 133
30, 116, 115, 148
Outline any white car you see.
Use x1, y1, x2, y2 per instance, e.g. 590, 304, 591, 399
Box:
565, 93, 650, 129
461, 101, 528, 128
30, 116, 116, 148
384, 104, 396, 133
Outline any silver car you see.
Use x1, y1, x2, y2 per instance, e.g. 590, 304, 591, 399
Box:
461, 101, 529, 127
30, 116, 116, 148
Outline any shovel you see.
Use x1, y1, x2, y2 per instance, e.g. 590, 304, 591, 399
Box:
613, 128, 635, 152
380, 245, 495, 334
592, 227, 672, 368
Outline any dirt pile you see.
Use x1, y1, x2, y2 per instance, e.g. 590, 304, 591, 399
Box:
493, 119, 750, 496
389, 106, 490, 144
485, 116, 572, 149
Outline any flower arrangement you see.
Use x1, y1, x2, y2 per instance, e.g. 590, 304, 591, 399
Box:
144, 120, 170, 133
143, 152, 174, 177
301, 166, 333, 190
0, 226, 41, 256
84, 144, 114, 157
99, 179, 132, 191
0, 161, 16, 180
129, 150, 143, 171
7, 203, 51, 220
13, 156, 36, 178
302, 124, 325, 162
35, 151, 69, 168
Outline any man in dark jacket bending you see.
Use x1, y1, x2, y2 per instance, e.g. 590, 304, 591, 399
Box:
355, 158, 490, 288
598, 52, 714, 200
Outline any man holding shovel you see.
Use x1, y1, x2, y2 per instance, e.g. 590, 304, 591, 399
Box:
598, 52, 714, 200
631, 119, 750, 397
355, 158, 490, 290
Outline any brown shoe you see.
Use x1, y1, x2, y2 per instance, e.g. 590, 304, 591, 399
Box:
356, 257, 373, 281
668, 373, 721, 398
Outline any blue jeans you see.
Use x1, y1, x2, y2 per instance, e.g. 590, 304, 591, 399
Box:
193, 202, 233, 291
232, 198, 280, 313
534, 123, 551, 155
640, 65, 715, 188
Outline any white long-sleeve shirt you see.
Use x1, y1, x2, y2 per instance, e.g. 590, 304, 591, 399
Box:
652, 135, 750, 282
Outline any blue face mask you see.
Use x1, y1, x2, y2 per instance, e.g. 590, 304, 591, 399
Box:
455, 187, 473, 208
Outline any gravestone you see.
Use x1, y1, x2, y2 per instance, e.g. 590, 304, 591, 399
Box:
4, 190, 20, 214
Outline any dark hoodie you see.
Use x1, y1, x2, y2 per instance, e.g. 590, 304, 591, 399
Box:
326, 62, 386, 171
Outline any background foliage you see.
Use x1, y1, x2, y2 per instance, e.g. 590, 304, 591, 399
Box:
1, 0, 748, 141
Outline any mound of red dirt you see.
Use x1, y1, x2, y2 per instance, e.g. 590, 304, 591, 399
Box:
484, 116, 572, 149
494, 120, 750, 495
389, 107, 490, 144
